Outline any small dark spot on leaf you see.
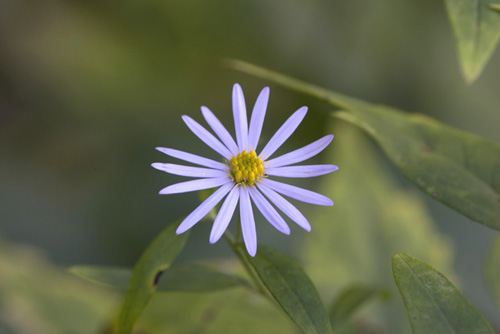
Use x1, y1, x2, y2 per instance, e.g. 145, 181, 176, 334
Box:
153, 270, 164, 288
432, 192, 438, 198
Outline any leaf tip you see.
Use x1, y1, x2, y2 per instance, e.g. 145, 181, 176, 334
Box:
392, 252, 405, 262
490, 3, 500, 12
221, 57, 244, 71
461, 64, 483, 85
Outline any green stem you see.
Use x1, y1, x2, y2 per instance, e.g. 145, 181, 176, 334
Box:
207, 209, 275, 304
223, 231, 274, 303
235, 220, 242, 243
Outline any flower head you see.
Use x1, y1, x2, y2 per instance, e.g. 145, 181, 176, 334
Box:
152, 84, 338, 256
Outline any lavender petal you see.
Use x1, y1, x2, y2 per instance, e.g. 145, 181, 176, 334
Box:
259, 107, 307, 160
247, 87, 269, 151
155, 147, 226, 170
257, 182, 311, 231
262, 178, 333, 206
176, 182, 234, 234
248, 187, 290, 235
209, 186, 240, 244
182, 115, 232, 159
152, 163, 227, 178
239, 186, 257, 256
232, 84, 248, 151
201, 106, 239, 156
266, 135, 334, 168
266, 165, 338, 178
159, 177, 230, 195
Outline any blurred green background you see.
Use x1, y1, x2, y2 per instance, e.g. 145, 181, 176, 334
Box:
1, 0, 500, 332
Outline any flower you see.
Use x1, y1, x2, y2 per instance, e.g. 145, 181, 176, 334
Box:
152, 84, 338, 256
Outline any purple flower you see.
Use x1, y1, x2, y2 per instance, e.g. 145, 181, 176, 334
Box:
152, 84, 338, 256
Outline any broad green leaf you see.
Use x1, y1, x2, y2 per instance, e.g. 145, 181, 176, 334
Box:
117, 223, 189, 334
247, 245, 333, 334
484, 236, 500, 309
443, 0, 500, 83
227, 59, 500, 231
393, 253, 494, 334
333, 108, 500, 232
329, 285, 390, 327
69, 263, 249, 292
300, 123, 454, 333
0, 241, 119, 334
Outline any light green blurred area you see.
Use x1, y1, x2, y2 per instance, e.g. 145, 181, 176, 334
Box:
302, 123, 455, 333
1, 0, 500, 332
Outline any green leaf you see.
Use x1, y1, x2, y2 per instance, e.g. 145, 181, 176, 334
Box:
0, 239, 295, 334
136, 288, 296, 334
443, 0, 500, 83
69, 263, 249, 292
484, 236, 500, 309
333, 108, 500, 232
329, 285, 390, 327
117, 223, 189, 334
227, 59, 500, 231
393, 253, 494, 334
247, 245, 333, 334
300, 123, 455, 333
0, 241, 119, 334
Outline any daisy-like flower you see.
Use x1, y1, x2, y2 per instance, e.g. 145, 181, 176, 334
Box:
152, 84, 338, 256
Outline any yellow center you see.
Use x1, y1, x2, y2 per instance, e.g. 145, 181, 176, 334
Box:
229, 150, 265, 185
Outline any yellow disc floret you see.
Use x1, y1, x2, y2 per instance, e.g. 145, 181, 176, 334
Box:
229, 150, 265, 185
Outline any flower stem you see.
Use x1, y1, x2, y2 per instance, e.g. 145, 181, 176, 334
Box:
223, 231, 274, 303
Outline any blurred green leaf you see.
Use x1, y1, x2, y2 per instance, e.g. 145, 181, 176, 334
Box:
443, 0, 500, 83
393, 253, 494, 334
300, 123, 454, 333
329, 285, 390, 328
228, 59, 500, 231
0, 240, 294, 334
136, 288, 296, 334
70, 263, 249, 292
0, 241, 118, 334
484, 236, 500, 309
247, 245, 333, 334
117, 223, 189, 334
491, 3, 500, 12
